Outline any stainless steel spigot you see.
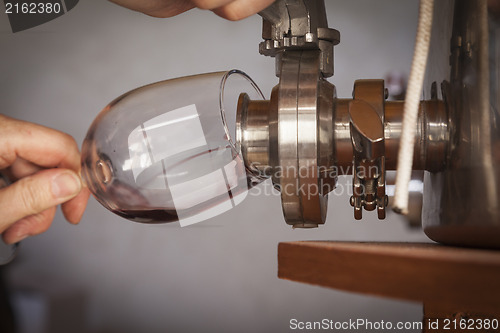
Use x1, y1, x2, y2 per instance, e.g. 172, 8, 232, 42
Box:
237, 0, 448, 229
253, 0, 339, 228
239, 0, 500, 249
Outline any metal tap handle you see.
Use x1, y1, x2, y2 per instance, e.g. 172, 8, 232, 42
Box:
258, 0, 339, 77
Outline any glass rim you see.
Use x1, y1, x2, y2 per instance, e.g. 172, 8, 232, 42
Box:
219, 69, 265, 152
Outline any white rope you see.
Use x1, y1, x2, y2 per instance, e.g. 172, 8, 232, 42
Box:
393, 0, 434, 214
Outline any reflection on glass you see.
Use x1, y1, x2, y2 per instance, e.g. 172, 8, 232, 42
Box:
82, 70, 265, 226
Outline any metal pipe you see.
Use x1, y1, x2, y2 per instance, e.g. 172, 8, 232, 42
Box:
335, 99, 447, 173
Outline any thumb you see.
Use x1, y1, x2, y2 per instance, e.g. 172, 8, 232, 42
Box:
0, 168, 82, 234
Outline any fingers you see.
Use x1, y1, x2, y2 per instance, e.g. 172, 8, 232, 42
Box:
109, 0, 195, 18
0, 115, 91, 245
2, 207, 56, 245
212, 0, 276, 21
0, 115, 81, 172
0, 168, 82, 236
62, 187, 91, 224
191, 0, 275, 20
108, 0, 275, 20
190, 0, 233, 10
4, 157, 90, 224
3, 157, 42, 181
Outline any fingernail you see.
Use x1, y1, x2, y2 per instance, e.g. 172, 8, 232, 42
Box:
11, 234, 29, 244
4, 230, 29, 245
52, 172, 81, 199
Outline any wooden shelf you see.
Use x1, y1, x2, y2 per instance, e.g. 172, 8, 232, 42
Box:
278, 242, 500, 314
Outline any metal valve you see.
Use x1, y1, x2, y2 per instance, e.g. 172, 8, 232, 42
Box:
237, 76, 448, 227
259, 0, 340, 77
238, 0, 449, 228
239, 0, 500, 249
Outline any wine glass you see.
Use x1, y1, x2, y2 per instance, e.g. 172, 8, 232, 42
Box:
82, 70, 265, 226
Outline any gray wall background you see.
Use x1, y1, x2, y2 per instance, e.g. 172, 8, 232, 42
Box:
0, 1, 428, 332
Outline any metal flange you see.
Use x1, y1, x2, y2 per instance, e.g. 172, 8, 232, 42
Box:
269, 49, 335, 228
